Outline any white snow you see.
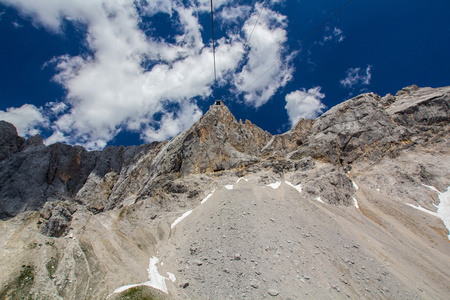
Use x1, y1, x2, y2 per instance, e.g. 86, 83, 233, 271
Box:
225, 178, 248, 190
353, 197, 359, 209
352, 181, 359, 190
406, 203, 440, 217
285, 181, 302, 193
111, 256, 170, 296
171, 210, 193, 229
111, 283, 142, 295
422, 184, 440, 193
236, 177, 248, 183
266, 181, 281, 189
201, 190, 215, 204
146, 256, 168, 293
316, 196, 324, 203
437, 187, 450, 240
407, 185, 450, 240
167, 272, 176, 282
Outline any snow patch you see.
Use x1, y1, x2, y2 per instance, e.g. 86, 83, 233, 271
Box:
111, 256, 170, 296
285, 181, 302, 193
316, 196, 324, 203
352, 181, 359, 190
376, 188, 380, 192
171, 210, 192, 229
438, 187, 450, 240
111, 283, 142, 295
146, 256, 169, 293
407, 185, 450, 240
201, 190, 215, 204
422, 184, 439, 193
225, 178, 248, 190
266, 182, 281, 189
237, 177, 248, 183
353, 197, 359, 209
406, 204, 440, 218
167, 272, 176, 283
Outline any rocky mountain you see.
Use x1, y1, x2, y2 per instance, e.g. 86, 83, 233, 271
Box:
0, 85, 449, 299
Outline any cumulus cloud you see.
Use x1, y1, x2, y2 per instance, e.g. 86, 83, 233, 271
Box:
141, 102, 203, 142
233, 4, 294, 107
340, 65, 372, 89
285, 87, 326, 126
0, 0, 245, 148
0, 0, 294, 149
0, 104, 48, 136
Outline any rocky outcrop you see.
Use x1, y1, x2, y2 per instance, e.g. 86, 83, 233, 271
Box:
38, 201, 77, 237
386, 85, 450, 145
0, 141, 126, 218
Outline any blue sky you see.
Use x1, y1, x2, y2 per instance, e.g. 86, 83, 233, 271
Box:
1, 0, 449, 149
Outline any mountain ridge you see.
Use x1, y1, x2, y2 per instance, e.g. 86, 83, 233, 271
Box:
0, 85, 449, 299
1, 84, 449, 218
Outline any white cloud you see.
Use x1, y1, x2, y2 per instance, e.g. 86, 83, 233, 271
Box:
219, 5, 252, 25
141, 102, 203, 142
321, 26, 345, 44
0, 104, 48, 136
0, 0, 293, 149
340, 65, 372, 89
233, 4, 294, 107
138, 0, 173, 17
333, 27, 345, 43
285, 87, 326, 126
46, 101, 68, 115
0, 0, 248, 149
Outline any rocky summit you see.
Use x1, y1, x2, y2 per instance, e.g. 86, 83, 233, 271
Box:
0, 85, 449, 299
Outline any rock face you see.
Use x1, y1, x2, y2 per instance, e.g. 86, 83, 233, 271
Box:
0, 85, 449, 299
0, 121, 25, 161
38, 201, 77, 237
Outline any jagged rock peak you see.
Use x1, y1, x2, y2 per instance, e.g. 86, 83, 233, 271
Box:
147, 102, 272, 178
198, 102, 237, 126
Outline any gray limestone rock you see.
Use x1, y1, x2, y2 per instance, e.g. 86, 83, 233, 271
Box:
302, 164, 354, 205
22, 134, 44, 150
268, 289, 279, 296
306, 92, 406, 164
387, 86, 450, 127
0, 141, 126, 219
0, 121, 25, 161
38, 201, 77, 237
